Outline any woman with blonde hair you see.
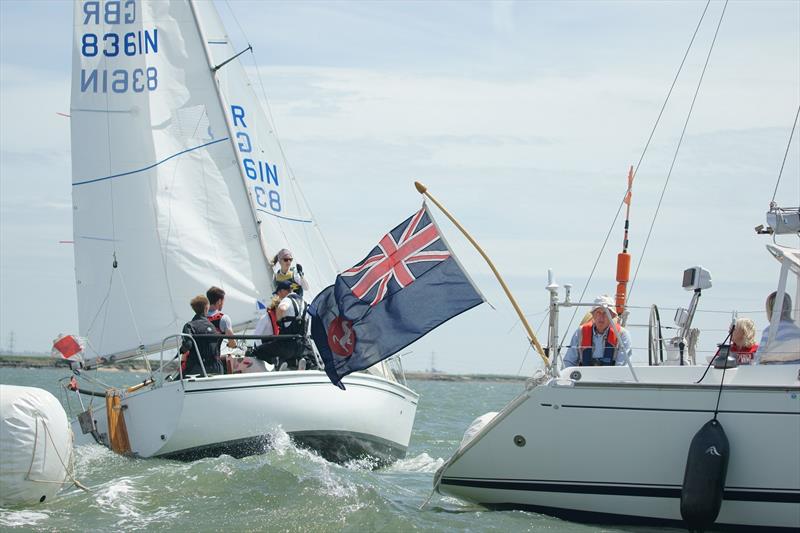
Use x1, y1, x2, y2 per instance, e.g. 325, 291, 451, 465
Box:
730, 317, 758, 364
271, 248, 309, 297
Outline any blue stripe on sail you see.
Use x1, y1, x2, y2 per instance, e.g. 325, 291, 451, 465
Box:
256, 208, 313, 224
207, 40, 228, 45
72, 137, 230, 187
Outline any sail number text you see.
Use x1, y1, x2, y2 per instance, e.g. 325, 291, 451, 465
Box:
231, 105, 283, 213
79, 1, 160, 94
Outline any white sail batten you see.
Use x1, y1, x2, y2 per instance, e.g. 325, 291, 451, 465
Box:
190, 1, 338, 298
70, 0, 273, 357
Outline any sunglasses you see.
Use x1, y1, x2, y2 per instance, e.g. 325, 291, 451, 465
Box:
281, 258, 293, 262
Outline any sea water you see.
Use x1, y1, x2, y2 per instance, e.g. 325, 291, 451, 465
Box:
0, 368, 670, 532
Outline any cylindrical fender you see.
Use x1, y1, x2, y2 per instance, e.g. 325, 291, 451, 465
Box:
680, 419, 730, 531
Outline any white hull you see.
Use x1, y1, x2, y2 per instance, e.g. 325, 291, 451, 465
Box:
74, 370, 418, 465
436, 365, 800, 531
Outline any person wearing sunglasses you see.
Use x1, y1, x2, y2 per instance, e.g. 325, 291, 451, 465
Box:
271, 248, 309, 297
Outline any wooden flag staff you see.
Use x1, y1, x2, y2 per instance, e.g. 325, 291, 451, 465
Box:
414, 181, 551, 368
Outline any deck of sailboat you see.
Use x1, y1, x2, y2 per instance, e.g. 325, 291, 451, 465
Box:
558, 363, 800, 387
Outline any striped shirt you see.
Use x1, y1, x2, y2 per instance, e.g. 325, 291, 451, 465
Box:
754, 320, 800, 364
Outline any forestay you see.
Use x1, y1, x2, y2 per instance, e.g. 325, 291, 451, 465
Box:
70, 0, 334, 359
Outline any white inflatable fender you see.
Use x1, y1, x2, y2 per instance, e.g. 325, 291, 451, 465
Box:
459, 411, 499, 449
0, 384, 74, 506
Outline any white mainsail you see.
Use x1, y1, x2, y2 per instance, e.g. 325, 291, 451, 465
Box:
70, 0, 333, 358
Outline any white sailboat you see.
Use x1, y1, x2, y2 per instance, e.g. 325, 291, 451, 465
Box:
64, 0, 417, 464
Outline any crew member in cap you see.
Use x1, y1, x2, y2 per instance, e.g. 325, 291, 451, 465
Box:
275, 280, 307, 335
250, 281, 294, 366
275, 279, 313, 370
253, 282, 291, 341
563, 294, 632, 367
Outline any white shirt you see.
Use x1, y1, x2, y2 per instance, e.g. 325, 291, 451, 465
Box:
207, 309, 232, 333
277, 294, 304, 319
253, 313, 274, 338
754, 319, 800, 364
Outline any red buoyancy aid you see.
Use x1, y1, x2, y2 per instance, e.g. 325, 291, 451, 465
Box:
731, 343, 758, 364
207, 311, 224, 333
579, 321, 618, 366
267, 308, 279, 335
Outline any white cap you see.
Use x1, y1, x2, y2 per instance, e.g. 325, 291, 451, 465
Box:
592, 294, 616, 315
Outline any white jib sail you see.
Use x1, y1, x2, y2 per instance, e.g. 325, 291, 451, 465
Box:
190, 1, 338, 298
70, 0, 276, 358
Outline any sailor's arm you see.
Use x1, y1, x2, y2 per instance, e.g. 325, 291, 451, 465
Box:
276, 299, 291, 321
180, 322, 194, 353
224, 328, 236, 348
221, 315, 236, 348
294, 270, 309, 291
615, 328, 633, 365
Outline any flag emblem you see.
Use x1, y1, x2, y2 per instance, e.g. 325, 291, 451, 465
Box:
327, 316, 356, 357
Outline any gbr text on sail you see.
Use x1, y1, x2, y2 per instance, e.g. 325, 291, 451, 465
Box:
79, 1, 159, 94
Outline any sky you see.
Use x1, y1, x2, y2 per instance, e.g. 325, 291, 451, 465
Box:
1, 0, 798, 374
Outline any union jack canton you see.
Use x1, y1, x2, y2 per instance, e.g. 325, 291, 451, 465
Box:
340, 206, 451, 306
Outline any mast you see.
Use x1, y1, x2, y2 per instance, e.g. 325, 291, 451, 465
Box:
187, 0, 275, 284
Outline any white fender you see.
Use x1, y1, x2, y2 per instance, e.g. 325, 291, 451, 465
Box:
0, 385, 73, 506
460, 411, 499, 449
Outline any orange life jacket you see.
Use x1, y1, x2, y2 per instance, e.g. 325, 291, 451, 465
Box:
579, 321, 618, 366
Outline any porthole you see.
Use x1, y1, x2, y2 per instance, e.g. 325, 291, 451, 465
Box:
513, 435, 526, 447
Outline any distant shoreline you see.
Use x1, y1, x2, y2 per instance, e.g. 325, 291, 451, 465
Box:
404, 372, 526, 382
0, 355, 526, 381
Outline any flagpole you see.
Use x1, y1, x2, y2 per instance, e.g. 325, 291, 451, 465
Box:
414, 181, 551, 368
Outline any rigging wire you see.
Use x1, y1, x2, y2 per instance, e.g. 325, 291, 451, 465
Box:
628, 0, 729, 302
85, 271, 114, 338
516, 310, 550, 375
249, 53, 342, 274
116, 268, 144, 350
223, 0, 342, 277
557, 0, 714, 353
771, 104, 800, 205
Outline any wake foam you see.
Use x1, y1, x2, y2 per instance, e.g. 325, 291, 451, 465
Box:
0, 510, 51, 528
387, 452, 444, 473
